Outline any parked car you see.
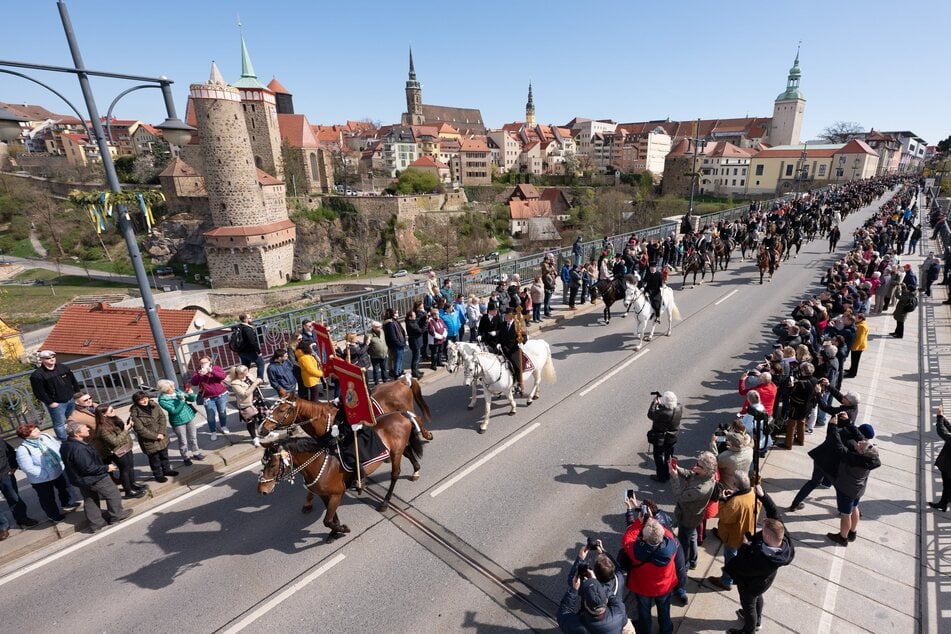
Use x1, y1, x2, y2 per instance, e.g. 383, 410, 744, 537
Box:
452, 259, 467, 267
487, 251, 500, 261
155, 266, 175, 278
416, 266, 433, 274
390, 269, 408, 278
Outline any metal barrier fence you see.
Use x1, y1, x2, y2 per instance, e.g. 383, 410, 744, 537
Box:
0, 344, 159, 437
3, 192, 797, 434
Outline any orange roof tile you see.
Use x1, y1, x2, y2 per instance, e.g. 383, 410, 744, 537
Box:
277, 113, 319, 148
838, 139, 878, 156
158, 158, 199, 178
256, 168, 283, 186
204, 219, 295, 237
509, 199, 553, 220
42, 303, 198, 359
459, 138, 490, 152
267, 77, 290, 94
409, 155, 449, 169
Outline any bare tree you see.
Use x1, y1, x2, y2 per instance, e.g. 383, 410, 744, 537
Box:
820, 121, 865, 144
31, 194, 67, 258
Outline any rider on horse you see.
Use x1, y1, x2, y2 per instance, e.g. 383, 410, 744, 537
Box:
498, 307, 526, 396
761, 230, 779, 269
641, 261, 664, 323
611, 253, 627, 297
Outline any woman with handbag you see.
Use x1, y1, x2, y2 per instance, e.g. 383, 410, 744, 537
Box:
189, 356, 229, 440
157, 379, 203, 466
227, 365, 263, 438
95, 404, 146, 499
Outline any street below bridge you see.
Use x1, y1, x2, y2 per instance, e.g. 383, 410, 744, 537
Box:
0, 191, 914, 633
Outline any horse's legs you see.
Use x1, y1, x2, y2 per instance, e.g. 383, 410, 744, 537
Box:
467, 380, 478, 410
378, 454, 401, 512
322, 494, 349, 538
479, 391, 491, 433
506, 387, 517, 416
526, 369, 541, 403
406, 437, 421, 481
301, 489, 315, 514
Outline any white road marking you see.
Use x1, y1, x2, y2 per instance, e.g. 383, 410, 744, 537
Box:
221, 553, 346, 633
0, 460, 260, 588
579, 349, 650, 397
714, 289, 739, 305
430, 422, 541, 498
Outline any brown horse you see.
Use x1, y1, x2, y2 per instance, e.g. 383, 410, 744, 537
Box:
590, 276, 635, 323
712, 236, 734, 270
757, 246, 781, 284
681, 251, 714, 288
257, 410, 423, 540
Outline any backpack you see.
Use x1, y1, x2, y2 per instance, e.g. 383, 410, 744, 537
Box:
228, 326, 245, 352
904, 293, 918, 313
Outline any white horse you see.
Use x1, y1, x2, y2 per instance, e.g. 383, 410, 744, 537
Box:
623, 283, 681, 350
462, 339, 556, 433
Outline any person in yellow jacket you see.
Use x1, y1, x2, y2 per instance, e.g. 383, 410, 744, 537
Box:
295, 341, 324, 401
844, 313, 868, 378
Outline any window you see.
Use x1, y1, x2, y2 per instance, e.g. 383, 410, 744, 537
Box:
740, 180, 745, 186
733, 168, 738, 175
785, 164, 794, 177
732, 179, 736, 186
755, 165, 764, 176
818, 164, 827, 177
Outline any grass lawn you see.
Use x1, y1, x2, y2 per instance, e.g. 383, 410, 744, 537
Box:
1, 238, 39, 258
0, 269, 135, 323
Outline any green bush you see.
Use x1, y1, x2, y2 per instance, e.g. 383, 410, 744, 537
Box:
395, 169, 442, 194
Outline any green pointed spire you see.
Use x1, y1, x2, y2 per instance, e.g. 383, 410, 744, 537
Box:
233, 33, 266, 89
776, 45, 804, 102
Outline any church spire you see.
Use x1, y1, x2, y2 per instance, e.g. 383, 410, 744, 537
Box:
403, 46, 424, 125
233, 31, 266, 89
409, 47, 417, 81
525, 82, 536, 126
775, 44, 804, 102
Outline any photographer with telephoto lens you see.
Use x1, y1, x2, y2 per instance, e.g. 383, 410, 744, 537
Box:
646, 391, 682, 483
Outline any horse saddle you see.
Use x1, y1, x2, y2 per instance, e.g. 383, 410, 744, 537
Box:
335, 426, 390, 473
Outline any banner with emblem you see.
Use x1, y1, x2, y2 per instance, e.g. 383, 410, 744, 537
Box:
327, 356, 375, 429
313, 323, 335, 367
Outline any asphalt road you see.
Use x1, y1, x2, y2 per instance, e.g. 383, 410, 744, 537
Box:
0, 195, 885, 634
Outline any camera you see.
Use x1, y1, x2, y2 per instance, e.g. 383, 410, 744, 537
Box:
587, 537, 600, 550
650, 391, 661, 397
577, 562, 590, 580
626, 488, 635, 501
640, 504, 650, 516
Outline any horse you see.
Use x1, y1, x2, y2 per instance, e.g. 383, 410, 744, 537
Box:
623, 283, 681, 350
712, 236, 734, 270
740, 232, 758, 261
464, 339, 556, 433
257, 411, 424, 541
756, 246, 780, 284
589, 278, 633, 324
681, 250, 714, 288
783, 227, 803, 260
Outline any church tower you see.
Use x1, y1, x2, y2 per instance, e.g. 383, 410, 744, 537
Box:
268, 77, 294, 115
233, 34, 284, 179
191, 63, 295, 289
402, 47, 424, 126
525, 83, 535, 126
769, 47, 806, 147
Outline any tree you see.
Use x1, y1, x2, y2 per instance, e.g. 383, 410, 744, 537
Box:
281, 139, 307, 198
395, 169, 442, 194
114, 155, 136, 183
819, 121, 865, 144
937, 135, 951, 155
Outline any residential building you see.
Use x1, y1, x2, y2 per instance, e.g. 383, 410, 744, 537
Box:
487, 129, 522, 173
381, 126, 418, 176
880, 131, 928, 172
0, 317, 25, 362
746, 140, 879, 195
458, 137, 491, 185
408, 155, 451, 184
698, 142, 756, 196
860, 130, 901, 175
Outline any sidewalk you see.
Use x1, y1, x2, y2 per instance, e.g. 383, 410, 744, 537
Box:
678, 203, 932, 632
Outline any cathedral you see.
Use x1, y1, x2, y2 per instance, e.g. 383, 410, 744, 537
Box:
400, 48, 486, 135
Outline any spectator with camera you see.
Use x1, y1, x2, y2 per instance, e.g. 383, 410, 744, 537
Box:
621, 493, 688, 606
566, 537, 624, 600
557, 555, 628, 634
706, 471, 757, 591
619, 515, 680, 634
647, 391, 682, 483
670, 452, 718, 571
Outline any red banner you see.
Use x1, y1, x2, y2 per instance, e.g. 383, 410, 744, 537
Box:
313, 324, 335, 367
328, 356, 375, 428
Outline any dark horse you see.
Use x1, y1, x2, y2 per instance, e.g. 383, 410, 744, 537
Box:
757, 245, 781, 284
783, 227, 803, 260
712, 236, 734, 270
590, 277, 634, 324
258, 402, 423, 541
681, 250, 714, 288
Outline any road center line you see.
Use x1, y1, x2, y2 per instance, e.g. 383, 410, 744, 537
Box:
430, 422, 540, 498
714, 289, 739, 305
220, 553, 346, 634
0, 460, 260, 588
580, 349, 650, 397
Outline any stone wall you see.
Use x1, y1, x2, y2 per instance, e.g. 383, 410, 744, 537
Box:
241, 94, 283, 179
261, 182, 287, 219
206, 242, 294, 289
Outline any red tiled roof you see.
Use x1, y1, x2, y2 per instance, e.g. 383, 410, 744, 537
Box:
706, 141, 754, 158
838, 139, 878, 156
42, 303, 198, 359
267, 77, 290, 94
511, 184, 541, 200
203, 219, 295, 237
61, 132, 88, 145
0, 102, 68, 121
459, 138, 490, 152
158, 158, 199, 178
256, 168, 283, 186
277, 113, 319, 148
409, 155, 449, 169
509, 199, 553, 220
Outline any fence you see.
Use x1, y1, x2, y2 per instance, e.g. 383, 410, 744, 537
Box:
2, 191, 797, 435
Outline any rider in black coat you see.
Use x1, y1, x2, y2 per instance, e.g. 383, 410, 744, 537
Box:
477, 302, 503, 349
498, 308, 525, 394
641, 263, 664, 321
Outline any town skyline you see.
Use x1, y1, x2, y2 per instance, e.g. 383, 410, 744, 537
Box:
2, 0, 947, 145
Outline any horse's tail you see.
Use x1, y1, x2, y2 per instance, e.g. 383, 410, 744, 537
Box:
409, 378, 432, 422
408, 417, 425, 459
667, 289, 682, 321
541, 342, 557, 384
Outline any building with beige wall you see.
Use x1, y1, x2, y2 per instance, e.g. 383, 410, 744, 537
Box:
746, 140, 879, 195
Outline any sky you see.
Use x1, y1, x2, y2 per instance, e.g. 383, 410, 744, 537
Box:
2, 0, 948, 145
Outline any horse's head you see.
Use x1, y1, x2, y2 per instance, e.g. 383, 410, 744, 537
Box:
623, 279, 640, 307
257, 443, 290, 495
447, 341, 460, 373
256, 395, 299, 440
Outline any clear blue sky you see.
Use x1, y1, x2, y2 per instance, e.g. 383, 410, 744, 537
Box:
2, 0, 948, 145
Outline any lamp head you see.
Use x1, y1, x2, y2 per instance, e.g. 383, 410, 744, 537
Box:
155, 117, 195, 147
0, 107, 27, 143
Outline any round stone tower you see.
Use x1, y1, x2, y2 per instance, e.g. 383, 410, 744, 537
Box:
191, 62, 295, 289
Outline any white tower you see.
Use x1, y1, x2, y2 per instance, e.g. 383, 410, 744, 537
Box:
769, 47, 806, 146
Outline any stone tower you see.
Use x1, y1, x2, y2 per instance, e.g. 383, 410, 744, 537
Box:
268, 77, 294, 115
233, 35, 284, 179
191, 63, 295, 289
402, 47, 424, 126
769, 47, 806, 147
525, 82, 535, 126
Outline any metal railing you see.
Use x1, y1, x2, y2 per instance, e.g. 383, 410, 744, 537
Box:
1, 344, 158, 437
3, 192, 798, 432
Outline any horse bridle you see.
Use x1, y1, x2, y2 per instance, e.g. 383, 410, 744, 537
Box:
625, 286, 651, 317
258, 416, 333, 489
257, 396, 299, 437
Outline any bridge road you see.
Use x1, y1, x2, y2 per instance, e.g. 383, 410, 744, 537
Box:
0, 192, 892, 633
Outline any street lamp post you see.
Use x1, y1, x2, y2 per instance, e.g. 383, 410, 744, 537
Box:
687, 118, 705, 227
794, 143, 808, 200
0, 0, 194, 385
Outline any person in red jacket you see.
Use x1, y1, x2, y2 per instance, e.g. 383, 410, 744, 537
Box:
621, 517, 679, 634
738, 370, 777, 417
